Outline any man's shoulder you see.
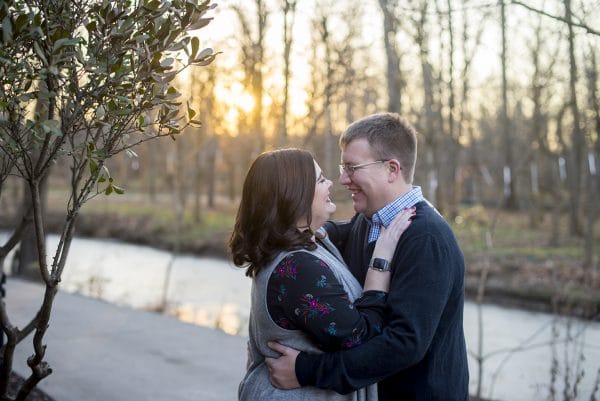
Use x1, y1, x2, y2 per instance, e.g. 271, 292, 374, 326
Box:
410, 201, 459, 242
414, 201, 449, 224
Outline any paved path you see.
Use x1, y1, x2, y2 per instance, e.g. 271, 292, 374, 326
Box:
5, 279, 247, 401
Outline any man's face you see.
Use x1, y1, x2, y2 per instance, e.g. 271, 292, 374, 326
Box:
339, 138, 390, 217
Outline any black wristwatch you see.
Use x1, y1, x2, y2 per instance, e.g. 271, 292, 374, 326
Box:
369, 257, 391, 272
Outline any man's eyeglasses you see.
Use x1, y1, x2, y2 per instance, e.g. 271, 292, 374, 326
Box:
339, 160, 388, 176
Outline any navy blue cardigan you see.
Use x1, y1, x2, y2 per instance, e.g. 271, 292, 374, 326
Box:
296, 201, 469, 400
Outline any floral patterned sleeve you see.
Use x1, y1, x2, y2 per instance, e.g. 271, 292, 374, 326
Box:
267, 251, 387, 352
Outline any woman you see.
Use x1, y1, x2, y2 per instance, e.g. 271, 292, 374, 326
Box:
229, 149, 413, 400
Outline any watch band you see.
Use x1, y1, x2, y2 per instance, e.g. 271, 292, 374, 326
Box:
369, 257, 391, 272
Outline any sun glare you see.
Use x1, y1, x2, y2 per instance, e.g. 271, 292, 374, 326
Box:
215, 81, 256, 133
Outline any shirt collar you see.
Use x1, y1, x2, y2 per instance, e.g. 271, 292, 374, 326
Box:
373, 186, 424, 228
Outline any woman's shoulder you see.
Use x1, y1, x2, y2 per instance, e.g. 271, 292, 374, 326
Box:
275, 250, 328, 270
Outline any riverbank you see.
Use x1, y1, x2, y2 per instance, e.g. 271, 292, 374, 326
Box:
1, 201, 599, 321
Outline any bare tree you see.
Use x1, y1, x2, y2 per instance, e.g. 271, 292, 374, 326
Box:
377, 0, 403, 114
335, 3, 367, 126
279, 0, 297, 147
500, 0, 519, 210
190, 64, 220, 214
510, 0, 600, 37
318, 13, 336, 176
527, 8, 560, 229
458, 0, 491, 207
584, 45, 599, 271
233, 0, 268, 154
410, 1, 444, 211
561, 0, 586, 235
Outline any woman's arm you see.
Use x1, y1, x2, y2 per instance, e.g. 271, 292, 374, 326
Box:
267, 252, 386, 351
363, 208, 415, 292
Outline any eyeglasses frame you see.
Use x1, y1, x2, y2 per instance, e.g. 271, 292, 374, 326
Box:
338, 160, 389, 176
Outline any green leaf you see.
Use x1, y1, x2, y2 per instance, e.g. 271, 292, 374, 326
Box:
143, 0, 161, 11
160, 57, 175, 68
89, 160, 98, 176
190, 36, 199, 60
33, 41, 48, 66
41, 119, 62, 136
53, 38, 79, 53
188, 17, 212, 31
192, 54, 215, 67
162, 70, 178, 83
105, 185, 113, 195
113, 185, 125, 195
187, 103, 196, 120
86, 20, 97, 33
2, 15, 13, 44
15, 14, 29, 34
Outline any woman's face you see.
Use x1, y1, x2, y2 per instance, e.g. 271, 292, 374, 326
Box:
310, 160, 336, 232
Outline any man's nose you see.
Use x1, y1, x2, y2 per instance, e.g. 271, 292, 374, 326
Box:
338, 171, 350, 185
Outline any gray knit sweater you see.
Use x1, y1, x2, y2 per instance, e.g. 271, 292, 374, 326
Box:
238, 233, 377, 401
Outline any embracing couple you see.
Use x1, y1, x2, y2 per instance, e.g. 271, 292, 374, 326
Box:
229, 112, 469, 400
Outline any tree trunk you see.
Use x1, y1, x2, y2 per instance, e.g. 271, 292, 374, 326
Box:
415, 2, 441, 209
280, 0, 297, 147
16, 76, 51, 282
584, 47, 600, 269
378, 0, 402, 114
206, 136, 218, 209
564, 0, 584, 235
233, 0, 268, 153
319, 15, 336, 176
445, 0, 460, 219
16, 181, 47, 281
500, 0, 519, 210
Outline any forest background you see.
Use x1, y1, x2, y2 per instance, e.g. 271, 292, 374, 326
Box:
1, 0, 600, 317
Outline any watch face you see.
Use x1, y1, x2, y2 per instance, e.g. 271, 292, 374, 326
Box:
372, 258, 390, 271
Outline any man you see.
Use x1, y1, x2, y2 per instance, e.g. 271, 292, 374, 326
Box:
266, 112, 469, 400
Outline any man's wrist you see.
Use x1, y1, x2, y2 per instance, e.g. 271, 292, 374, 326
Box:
295, 351, 317, 386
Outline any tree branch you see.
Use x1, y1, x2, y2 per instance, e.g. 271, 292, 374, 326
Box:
510, 0, 600, 36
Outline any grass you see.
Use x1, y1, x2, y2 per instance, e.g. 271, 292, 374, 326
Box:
40, 190, 597, 264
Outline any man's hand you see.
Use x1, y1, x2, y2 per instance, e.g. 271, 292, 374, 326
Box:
265, 341, 301, 389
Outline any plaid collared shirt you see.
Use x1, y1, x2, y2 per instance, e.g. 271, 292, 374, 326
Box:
368, 186, 425, 243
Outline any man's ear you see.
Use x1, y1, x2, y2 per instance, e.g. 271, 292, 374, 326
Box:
387, 159, 402, 182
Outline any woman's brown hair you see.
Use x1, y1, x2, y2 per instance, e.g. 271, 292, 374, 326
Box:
229, 148, 317, 277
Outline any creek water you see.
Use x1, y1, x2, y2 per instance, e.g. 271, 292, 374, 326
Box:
2, 233, 599, 401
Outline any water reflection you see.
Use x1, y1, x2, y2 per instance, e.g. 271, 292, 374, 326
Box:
169, 303, 245, 336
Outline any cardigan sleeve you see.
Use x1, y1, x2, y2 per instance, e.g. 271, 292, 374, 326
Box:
267, 251, 387, 352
